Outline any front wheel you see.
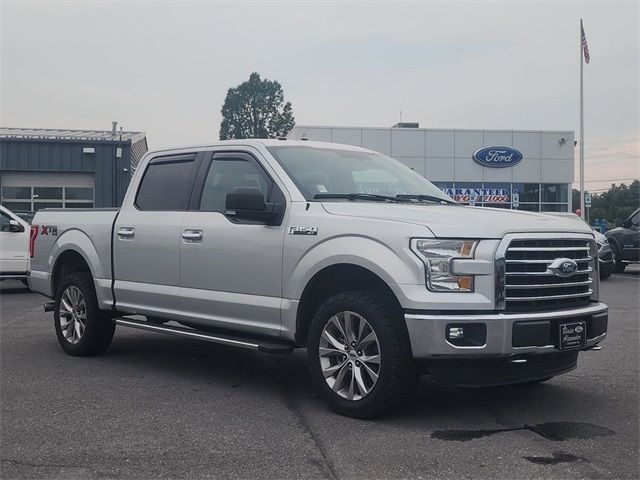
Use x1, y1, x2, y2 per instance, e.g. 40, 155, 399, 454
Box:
54, 272, 115, 356
307, 291, 417, 419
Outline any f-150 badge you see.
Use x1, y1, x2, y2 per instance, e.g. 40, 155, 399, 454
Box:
289, 226, 318, 236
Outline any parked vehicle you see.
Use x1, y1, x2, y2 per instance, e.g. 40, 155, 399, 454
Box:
545, 212, 614, 280
606, 208, 640, 273
29, 140, 608, 418
13, 211, 36, 225
0, 205, 30, 284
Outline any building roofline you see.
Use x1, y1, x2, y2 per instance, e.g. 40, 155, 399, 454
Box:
290, 124, 575, 134
0, 127, 146, 144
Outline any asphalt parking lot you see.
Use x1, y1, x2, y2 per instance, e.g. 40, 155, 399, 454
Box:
1, 269, 638, 479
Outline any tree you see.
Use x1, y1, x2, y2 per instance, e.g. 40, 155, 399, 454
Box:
573, 180, 640, 225
219, 72, 295, 140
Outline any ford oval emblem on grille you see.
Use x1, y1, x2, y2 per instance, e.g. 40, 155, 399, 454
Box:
547, 258, 579, 277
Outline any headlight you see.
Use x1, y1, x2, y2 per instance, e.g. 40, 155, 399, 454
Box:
597, 239, 609, 251
410, 239, 478, 292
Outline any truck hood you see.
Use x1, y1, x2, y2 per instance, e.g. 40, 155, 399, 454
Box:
321, 203, 595, 239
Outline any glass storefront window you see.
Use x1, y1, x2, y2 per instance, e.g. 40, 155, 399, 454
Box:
450, 182, 482, 204
1, 186, 94, 211
541, 203, 569, 212
1, 186, 31, 200
33, 187, 63, 200
65, 187, 94, 201
516, 204, 540, 212
512, 183, 539, 203
542, 184, 568, 203
1, 201, 32, 212
33, 202, 63, 210
481, 183, 511, 206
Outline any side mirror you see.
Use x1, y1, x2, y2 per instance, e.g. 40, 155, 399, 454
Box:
9, 219, 25, 233
225, 187, 282, 225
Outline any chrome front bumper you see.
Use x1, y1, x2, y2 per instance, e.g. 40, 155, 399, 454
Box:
405, 302, 608, 359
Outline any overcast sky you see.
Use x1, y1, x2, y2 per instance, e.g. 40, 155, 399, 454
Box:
1, 0, 638, 192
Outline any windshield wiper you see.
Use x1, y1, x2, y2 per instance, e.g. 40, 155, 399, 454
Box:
314, 193, 409, 203
395, 194, 457, 205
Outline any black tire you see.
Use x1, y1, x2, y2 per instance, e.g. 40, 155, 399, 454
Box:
612, 243, 627, 273
53, 272, 115, 356
307, 290, 417, 419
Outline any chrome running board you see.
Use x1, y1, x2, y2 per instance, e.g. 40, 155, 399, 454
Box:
114, 317, 294, 354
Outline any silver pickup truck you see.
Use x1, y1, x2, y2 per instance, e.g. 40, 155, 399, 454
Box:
30, 140, 608, 418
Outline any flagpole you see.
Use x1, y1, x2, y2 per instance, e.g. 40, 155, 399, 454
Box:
579, 19, 585, 219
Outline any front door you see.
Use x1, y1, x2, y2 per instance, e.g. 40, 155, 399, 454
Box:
622, 210, 640, 261
179, 151, 287, 337
0, 208, 28, 274
113, 153, 201, 316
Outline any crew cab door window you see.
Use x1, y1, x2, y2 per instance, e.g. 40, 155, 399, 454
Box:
135, 155, 197, 211
199, 159, 269, 212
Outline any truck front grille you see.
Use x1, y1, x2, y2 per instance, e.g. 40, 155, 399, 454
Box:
503, 238, 597, 311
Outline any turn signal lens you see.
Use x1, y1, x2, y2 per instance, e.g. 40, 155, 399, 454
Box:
456, 277, 473, 291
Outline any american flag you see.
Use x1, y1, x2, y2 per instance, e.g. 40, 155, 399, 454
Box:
581, 21, 590, 64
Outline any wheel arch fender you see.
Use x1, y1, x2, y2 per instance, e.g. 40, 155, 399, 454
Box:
49, 229, 105, 293
285, 235, 419, 301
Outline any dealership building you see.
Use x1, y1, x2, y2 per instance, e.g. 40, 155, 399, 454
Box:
287, 124, 575, 212
0, 127, 147, 211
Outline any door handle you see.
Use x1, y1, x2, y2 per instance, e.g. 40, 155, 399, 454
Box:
182, 229, 203, 243
117, 227, 135, 240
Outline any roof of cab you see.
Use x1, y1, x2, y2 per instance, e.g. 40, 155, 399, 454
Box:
144, 138, 373, 156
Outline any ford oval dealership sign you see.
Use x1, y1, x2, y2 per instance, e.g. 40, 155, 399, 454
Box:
472, 146, 523, 168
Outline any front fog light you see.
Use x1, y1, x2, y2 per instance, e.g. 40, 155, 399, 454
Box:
411, 239, 477, 292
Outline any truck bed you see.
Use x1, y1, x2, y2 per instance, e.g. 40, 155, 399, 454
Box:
29, 208, 119, 300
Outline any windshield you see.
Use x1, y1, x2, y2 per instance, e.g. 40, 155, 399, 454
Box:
266, 145, 454, 203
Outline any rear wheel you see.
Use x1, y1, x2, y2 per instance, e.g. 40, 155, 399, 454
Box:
54, 272, 115, 356
307, 291, 417, 419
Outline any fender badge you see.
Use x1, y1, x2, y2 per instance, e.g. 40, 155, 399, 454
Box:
289, 226, 318, 236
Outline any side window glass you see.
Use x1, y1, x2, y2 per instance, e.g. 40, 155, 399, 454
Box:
136, 157, 195, 210
199, 159, 269, 212
0, 211, 11, 232
631, 212, 639, 227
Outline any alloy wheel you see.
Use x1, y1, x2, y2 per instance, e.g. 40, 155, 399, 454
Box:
318, 311, 381, 401
59, 286, 87, 344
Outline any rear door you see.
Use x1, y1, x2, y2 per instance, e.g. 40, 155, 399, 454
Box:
179, 150, 287, 337
113, 153, 201, 316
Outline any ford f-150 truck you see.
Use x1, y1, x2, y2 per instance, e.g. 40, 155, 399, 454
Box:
29, 140, 608, 418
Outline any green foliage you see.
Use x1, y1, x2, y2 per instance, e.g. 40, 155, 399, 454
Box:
219, 72, 295, 140
572, 180, 640, 224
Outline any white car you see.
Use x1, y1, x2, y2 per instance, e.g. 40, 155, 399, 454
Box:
0, 205, 31, 284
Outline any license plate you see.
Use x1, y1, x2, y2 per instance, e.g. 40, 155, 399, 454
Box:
559, 321, 587, 350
